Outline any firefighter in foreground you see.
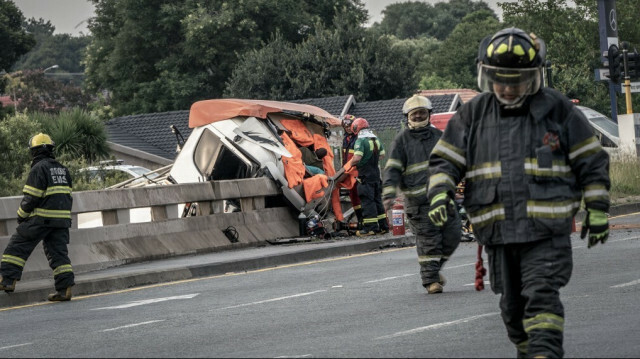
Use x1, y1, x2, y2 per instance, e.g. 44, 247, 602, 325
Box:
0, 133, 75, 301
346, 118, 389, 236
427, 28, 610, 358
341, 115, 363, 226
382, 95, 461, 294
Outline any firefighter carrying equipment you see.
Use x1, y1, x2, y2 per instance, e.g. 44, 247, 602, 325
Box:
580, 208, 609, 248
428, 192, 456, 227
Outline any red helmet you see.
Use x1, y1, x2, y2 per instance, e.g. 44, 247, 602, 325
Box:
351, 117, 369, 134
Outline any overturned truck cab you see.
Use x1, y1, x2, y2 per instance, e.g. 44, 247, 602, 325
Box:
168, 99, 357, 236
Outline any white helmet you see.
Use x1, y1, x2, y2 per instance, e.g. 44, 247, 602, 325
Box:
402, 95, 432, 116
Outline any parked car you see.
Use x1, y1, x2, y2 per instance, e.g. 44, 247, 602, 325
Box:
81, 162, 159, 187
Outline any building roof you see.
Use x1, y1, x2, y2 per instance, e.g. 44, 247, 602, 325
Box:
418, 88, 479, 104
0, 96, 16, 107
106, 111, 190, 161
106, 93, 461, 161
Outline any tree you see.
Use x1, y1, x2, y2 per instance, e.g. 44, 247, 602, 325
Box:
225, 20, 418, 101
419, 9, 501, 89
84, 0, 368, 115
371, 0, 495, 40
12, 17, 91, 74
500, 0, 640, 117
0, 0, 35, 72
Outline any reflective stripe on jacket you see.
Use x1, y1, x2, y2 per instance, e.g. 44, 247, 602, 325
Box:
427, 88, 610, 245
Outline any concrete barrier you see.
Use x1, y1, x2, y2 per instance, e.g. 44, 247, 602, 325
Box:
0, 178, 298, 281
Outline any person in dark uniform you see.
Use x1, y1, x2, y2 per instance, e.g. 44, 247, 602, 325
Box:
0, 133, 75, 301
341, 115, 363, 225
346, 117, 389, 236
427, 28, 610, 358
383, 95, 461, 294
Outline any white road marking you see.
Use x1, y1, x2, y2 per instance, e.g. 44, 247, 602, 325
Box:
0, 343, 33, 350
375, 312, 500, 340
611, 279, 640, 288
445, 262, 475, 269
274, 355, 312, 358
365, 274, 415, 283
102, 320, 165, 332
573, 236, 638, 249
91, 293, 199, 310
463, 281, 490, 286
215, 290, 327, 310
331, 285, 343, 288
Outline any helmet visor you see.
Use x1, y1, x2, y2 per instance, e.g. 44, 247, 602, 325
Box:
478, 64, 541, 94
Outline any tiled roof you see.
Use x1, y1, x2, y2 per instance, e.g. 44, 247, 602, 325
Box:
106, 111, 191, 160
289, 95, 351, 117
418, 88, 480, 103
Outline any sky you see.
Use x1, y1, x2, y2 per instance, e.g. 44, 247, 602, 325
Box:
12, 0, 509, 36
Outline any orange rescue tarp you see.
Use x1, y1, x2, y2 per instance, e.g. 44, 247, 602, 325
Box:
280, 132, 305, 188
281, 119, 315, 147
302, 174, 329, 203
189, 98, 341, 128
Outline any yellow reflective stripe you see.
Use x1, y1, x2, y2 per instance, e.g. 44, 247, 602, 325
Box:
385, 158, 404, 170
354, 150, 364, 156
569, 136, 601, 161
53, 264, 73, 276
1, 254, 26, 267
523, 313, 564, 333
17, 207, 30, 218
516, 340, 528, 354
432, 139, 466, 168
348, 149, 355, 153
45, 186, 72, 196
33, 208, 71, 219
428, 173, 457, 191
353, 204, 361, 210
382, 186, 397, 197
403, 185, 426, 197
377, 213, 387, 220
23, 185, 44, 197
583, 184, 610, 203
418, 255, 441, 264
468, 204, 506, 227
526, 200, 580, 219
466, 162, 502, 181
405, 160, 429, 175
363, 218, 378, 224
524, 158, 572, 177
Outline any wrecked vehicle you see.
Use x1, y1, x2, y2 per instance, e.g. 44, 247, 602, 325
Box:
167, 99, 357, 236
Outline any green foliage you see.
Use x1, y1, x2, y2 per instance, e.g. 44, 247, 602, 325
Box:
225, 20, 418, 101
11, 18, 91, 74
5, 70, 93, 113
609, 157, 640, 200
371, 0, 496, 40
0, 112, 40, 180
419, 9, 501, 89
85, 0, 368, 115
0, 0, 35, 72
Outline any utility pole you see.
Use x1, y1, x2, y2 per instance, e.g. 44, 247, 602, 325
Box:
597, 0, 619, 122
621, 42, 634, 114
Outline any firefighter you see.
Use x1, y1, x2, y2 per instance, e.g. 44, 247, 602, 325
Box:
0, 133, 75, 301
341, 115, 363, 225
346, 118, 389, 236
382, 95, 461, 294
427, 28, 610, 358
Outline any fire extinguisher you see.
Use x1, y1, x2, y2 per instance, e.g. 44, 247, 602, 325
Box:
391, 202, 406, 236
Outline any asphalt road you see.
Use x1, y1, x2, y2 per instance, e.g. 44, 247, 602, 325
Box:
1, 224, 639, 358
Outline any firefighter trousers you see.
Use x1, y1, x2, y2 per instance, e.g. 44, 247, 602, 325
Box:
486, 237, 572, 358
406, 204, 461, 286
357, 179, 388, 233
1, 221, 75, 291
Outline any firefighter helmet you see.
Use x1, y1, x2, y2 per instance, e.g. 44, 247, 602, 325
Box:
342, 114, 356, 133
402, 95, 432, 116
28, 133, 55, 149
351, 118, 369, 135
477, 27, 546, 106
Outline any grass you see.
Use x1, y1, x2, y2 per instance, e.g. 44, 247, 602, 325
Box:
609, 155, 640, 204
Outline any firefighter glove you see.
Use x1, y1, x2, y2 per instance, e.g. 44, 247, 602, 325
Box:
428, 192, 456, 227
580, 209, 609, 248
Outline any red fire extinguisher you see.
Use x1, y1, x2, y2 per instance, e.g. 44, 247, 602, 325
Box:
391, 202, 406, 236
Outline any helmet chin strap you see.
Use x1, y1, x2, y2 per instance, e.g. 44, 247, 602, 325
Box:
408, 118, 431, 129
495, 93, 527, 109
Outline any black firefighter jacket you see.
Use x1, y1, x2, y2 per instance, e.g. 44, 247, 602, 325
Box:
383, 126, 442, 211
427, 88, 610, 246
17, 153, 73, 228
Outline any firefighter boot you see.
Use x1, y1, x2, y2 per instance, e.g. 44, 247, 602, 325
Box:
48, 287, 72, 302
427, 282, 443, 294
439, 273, 446, 286
0, 277, 17, 293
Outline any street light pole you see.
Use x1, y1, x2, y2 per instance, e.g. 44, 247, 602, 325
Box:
44, 64, 59, 73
